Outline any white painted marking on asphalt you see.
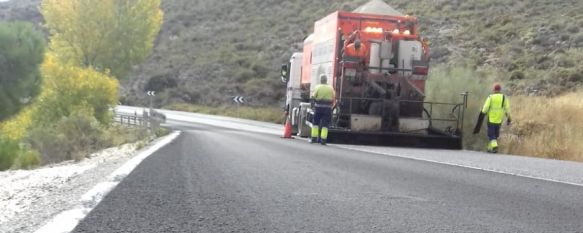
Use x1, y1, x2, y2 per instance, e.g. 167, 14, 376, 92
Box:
80, 182, 118, 208
338, 146, 583, 188
116, 106, 583, 188
34, 131, 181, 233
35, 209, 88, 233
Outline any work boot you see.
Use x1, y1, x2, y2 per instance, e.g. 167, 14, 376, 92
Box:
320, 139, 327, 145
487, 148, 499, 153
310, 137, 317, 143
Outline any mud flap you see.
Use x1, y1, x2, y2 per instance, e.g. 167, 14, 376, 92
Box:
327, 129, 463, 149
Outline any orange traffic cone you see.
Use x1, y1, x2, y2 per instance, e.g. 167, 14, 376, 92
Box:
282, 118, 293, 139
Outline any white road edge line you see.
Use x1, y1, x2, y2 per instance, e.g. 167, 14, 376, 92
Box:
34, 131, 182, 233
337, 146, 583, 188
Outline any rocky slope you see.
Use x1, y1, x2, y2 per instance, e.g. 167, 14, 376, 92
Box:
2, 0, 582, 106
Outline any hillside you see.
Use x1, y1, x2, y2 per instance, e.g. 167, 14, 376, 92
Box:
2, 0, 582, 107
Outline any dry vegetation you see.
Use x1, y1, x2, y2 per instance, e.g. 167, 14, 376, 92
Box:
500, 92, 583, 161
3, 0, 582, 105
427, 66, 583, 161
124, 0, 583, 106
2, 0, 582, 161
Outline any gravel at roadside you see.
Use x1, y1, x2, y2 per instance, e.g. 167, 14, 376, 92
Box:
0, 143, 141, 233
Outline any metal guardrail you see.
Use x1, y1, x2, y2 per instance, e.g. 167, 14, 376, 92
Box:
112, 109, 166, 131
113, 113, 149, 127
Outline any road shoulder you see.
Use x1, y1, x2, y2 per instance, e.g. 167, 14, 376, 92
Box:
0, 131, 180, 233
337, 145, 583, 187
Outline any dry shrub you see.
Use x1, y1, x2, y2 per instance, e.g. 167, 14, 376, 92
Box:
500, 91, 583, 161
14, 149, 41, 170
27, 112, 111, 164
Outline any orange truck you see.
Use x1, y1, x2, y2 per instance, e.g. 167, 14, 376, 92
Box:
281, 0, 467, 149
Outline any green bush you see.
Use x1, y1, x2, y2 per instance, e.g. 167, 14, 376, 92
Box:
27, 113, 110, 164
0, 137, 20, 171
0, 21, 45, 121
25, 113, 151, 165
15, 149, 41, 170
35, 55, 119, 127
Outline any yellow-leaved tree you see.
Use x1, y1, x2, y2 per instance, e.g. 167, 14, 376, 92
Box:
41, 0, 163, 79
2, 0, 162, 168
0, 54, 119, 140
34, 54, 119, 126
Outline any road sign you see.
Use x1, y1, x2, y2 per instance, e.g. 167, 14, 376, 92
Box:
232, 96, 245, 118
146, 91, 156, 127
232, 96, 245, 104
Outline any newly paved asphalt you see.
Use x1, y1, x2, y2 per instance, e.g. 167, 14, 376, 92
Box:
73, 115, 583, 232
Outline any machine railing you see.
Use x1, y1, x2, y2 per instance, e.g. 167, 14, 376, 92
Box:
335, 94, 467, 136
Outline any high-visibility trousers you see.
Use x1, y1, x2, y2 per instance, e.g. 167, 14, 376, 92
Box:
311, 106, 332, 141
487, 123, 501, 150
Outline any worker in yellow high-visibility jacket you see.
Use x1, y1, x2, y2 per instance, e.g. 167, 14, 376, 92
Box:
311, 75, 335, 145
474, 83, 512, 153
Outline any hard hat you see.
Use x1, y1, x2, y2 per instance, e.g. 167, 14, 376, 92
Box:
493, 83, 502, 92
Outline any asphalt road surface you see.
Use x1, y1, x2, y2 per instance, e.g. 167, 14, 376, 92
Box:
73, 110, 583, 232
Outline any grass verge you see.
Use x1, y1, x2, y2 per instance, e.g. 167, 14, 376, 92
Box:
0, 115, 155, 171
426, 65, 583, 162
500, 92, 583, 161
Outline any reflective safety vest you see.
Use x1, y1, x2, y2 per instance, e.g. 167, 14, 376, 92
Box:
481, 93, 511, 124
312, 84, 335, 107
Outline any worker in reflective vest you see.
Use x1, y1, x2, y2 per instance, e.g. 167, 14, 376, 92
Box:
343, 31, 368, 59
345, 39, 369, 58
311, 75, 335, 145
474, 83, 512, 153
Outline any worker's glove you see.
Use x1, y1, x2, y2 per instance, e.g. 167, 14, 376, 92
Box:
507, 119, 512, 126
310, 99, 315, 109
